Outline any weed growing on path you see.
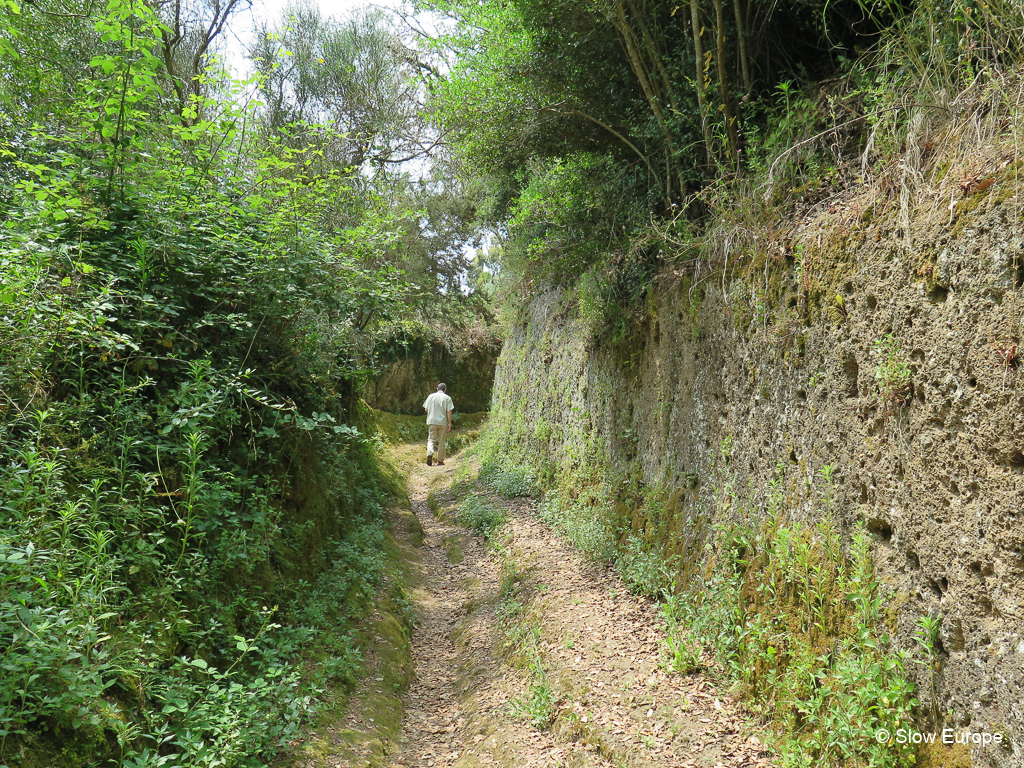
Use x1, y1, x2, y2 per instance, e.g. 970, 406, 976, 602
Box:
660, 595, 703, 674
479, 457, 539, 498
491, 533, 557, 730
510, 645, 556, 730
456, 495, 507, 539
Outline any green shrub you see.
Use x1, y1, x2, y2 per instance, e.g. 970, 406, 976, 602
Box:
536, 495, 614, 562
661, 499, 918, 767
0, 4, 404, 763
456, 495, 506, 538
479, 458, 539, 498
615, 534, 669, 598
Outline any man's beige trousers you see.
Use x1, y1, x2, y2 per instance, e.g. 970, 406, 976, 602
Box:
427, 424, 447, 462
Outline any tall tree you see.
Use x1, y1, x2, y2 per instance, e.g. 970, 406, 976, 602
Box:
251, 2, 435, 171
156, 0, 250, 122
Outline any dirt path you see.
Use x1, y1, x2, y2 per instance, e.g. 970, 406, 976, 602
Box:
384, 449, 777, 768
384, 455, 496, 767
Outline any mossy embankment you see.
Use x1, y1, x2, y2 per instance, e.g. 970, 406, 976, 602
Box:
275, 495, 422, 768
365, 332, 503, 415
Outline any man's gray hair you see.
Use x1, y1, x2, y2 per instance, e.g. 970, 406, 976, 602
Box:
438, 383, 447, 392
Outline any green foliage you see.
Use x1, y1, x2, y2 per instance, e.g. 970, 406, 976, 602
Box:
741, 82, 830, 194
0, 2, 428, 765
615, 534, 668, 598
535, 494, 614, 562
253, 4, 423, 167
455, 495, 507, 539
848, 0, 1020, 131
511, 665, 556, 730
873, 334, 913, 409
0, 403, 392, 765
661, 607, 702, 675
251, 4, 485, 302
659, 469, 918, 768
479, 457, 539, 498
423, 0, 895, 314
914, 613, 943, 726
502, 153, 651, 286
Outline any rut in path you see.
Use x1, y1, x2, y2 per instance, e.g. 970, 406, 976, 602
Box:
384, 449, 776, 768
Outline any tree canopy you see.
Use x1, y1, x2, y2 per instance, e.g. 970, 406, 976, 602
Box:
418, 0, 884, 289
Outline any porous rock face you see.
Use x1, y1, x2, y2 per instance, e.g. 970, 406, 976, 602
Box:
366, 339, 500, 415
491, 185, 1024, 766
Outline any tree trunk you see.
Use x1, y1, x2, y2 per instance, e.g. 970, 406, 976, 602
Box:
732, 0, 751, 92
690, 0, 714, 170
626, 0, 679, 114
713, 0, 738, 165
611, 0, 676, 202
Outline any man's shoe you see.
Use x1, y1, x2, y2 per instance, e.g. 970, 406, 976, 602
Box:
427, 453, 433, 466
437, 461, 444, 466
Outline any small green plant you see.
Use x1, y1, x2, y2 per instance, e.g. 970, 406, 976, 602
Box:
654, 467, 917, 768
660, 591, 703, 674
720, 434, 734, 463
914, 613, 943, 726
536, 495, 614, 561
507, 620, 556, 729
664, 632, 702, 675
479, 458, 539, 498
873, 333, 912, 408
616, 534, 668, 598
511, 665, 556, 729
456, 495, 506, 539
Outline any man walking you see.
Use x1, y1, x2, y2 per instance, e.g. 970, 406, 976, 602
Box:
423, 383, 454, 466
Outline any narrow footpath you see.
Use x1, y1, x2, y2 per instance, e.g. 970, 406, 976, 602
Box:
381, 447, 776, 768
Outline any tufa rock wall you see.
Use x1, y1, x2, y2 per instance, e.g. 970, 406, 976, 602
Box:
365, 339, 499, 415
490, 174, 1024, 766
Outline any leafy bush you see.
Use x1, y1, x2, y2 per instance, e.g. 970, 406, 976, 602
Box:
615, 534, 669, 598
660, 600, 702, 674
660, 484, 918, 768
0, 3, 408, 764
502, 153, 649, 287
479, 458, 538, 498
535, 495, 614, 562
456, 495, 506, 538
